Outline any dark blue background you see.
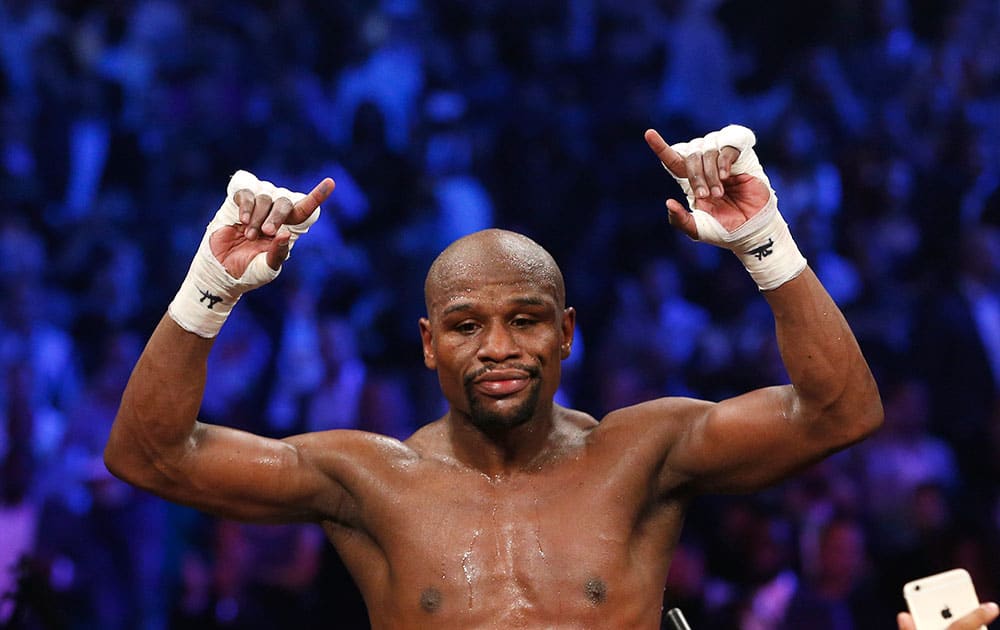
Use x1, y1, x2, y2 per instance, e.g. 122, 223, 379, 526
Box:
2, 0, 999, 628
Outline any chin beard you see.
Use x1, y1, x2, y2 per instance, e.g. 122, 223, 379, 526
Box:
463, 370, 542, 432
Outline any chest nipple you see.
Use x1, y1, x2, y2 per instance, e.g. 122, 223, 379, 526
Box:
420, 587, 443, 613
584, 576, 607, 605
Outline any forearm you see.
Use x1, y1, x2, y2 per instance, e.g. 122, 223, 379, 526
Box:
763, 267, 882, 439
105, 314, 214, 482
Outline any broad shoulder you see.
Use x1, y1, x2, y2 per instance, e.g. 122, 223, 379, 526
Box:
543, 405, 601, 461
555, 404, 601, 437
285, 428, 421, 476
593, 396, 713, 448
600, 396, 710, 425
288, 420, 452, 463
403, 417, 449, 454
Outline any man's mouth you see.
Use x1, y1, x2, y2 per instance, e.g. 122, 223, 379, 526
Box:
467, 366, 538, 397
475, 374, 530, 396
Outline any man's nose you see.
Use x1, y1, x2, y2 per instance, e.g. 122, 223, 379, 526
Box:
477, 322, 520, 362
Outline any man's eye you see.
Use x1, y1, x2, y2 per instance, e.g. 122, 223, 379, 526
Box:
455, 322, 478, 334
512, 317, 537, 328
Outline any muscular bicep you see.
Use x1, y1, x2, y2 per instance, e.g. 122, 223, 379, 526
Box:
110, 420, 350, 523
658, 385, 852, 495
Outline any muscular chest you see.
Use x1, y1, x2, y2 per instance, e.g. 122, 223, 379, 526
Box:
353, 465, 668, 626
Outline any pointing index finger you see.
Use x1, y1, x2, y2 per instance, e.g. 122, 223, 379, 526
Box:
293, 177, 336, 217
644, 129, 687, 178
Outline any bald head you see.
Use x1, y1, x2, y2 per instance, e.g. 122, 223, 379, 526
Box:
424, 229, 566, 315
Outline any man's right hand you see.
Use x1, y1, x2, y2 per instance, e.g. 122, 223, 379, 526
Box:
168, 171, 334, 338
214, 176, 334, 277
897, 602, 999, 630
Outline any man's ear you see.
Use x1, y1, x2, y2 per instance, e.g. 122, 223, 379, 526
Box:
419, 317, 436, 369
560, 307, 576, 360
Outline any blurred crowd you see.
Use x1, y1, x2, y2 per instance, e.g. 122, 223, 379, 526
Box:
1, 0, 999, 628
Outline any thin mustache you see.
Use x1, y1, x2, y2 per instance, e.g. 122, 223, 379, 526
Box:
464, 363, 541, 386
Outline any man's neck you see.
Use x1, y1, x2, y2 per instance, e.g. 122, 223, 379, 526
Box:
445, 405, 561, 477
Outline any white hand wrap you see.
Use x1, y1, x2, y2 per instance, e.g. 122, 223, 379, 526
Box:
665, 125, 807, 291
168, 170, 320, 338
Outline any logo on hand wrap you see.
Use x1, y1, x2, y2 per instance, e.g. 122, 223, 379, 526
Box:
198, 288, 223, 310
746, 239, 774, 261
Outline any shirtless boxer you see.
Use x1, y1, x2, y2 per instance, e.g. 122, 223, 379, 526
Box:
105, 125, 883, 628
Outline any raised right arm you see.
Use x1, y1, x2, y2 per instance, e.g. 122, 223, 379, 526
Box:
104, 172, 358, 523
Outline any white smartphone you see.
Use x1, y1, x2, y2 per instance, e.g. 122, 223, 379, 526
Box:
903, 568, 985, 630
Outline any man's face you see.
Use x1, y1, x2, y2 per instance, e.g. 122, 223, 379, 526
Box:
420, 267, 574, 432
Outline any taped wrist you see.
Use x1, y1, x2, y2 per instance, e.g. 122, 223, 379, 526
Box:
663, 125, 806, 291
692, 203, 806, 291
167, 233, 278, 338
168, 170, 320, 337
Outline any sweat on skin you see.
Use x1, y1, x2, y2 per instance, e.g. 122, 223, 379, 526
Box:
104, 126, 884, 629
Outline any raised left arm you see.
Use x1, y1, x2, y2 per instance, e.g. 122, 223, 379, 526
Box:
637, 126, 882, 494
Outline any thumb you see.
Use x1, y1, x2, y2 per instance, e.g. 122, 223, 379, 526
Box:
266, 232, 291, 271
666, 198, 699, 240
968, 602, 1000, 627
